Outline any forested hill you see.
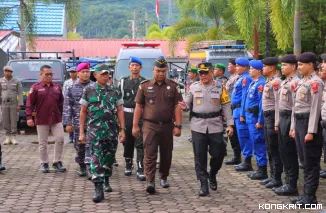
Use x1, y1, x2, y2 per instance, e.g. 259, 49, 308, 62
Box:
78, 0, 180, 39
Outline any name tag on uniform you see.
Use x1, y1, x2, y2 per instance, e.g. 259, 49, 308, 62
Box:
11, 83, 16, 86
38, 88, 45, 91
195, 93, 203, 97
147, 90, 154, 93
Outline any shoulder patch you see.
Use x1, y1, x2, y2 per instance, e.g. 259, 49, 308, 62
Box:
258, 85, 264, 93
242, 78, 247, 87
311, 82, 319, 94
272, 80, 280, 91
291, 82, 297, 92
220, 87, 230, 105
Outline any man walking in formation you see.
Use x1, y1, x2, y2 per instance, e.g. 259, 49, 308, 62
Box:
119, 56, 146, 181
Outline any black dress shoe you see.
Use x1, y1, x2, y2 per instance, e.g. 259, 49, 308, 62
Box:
93, 182, 104, 203
247, 170, 256, 178
160, 179, 169, 188
274, 184, 298, 196
290, 195, 304, 204
53, 161, 67, 172
199, 179, 209, 196
104, 177, 112, 192
260, 177, 272, 185
77, 164, 86, 177
265, 179, 282, 189
209, 175, 217, 191
40, 163, 49, 173
146, 181, 156, 194
0, 163, 6, 171
224, 156, 241, 165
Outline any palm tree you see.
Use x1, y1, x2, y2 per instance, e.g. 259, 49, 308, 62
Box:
232, 0, 266, 59
293, 0, 302, 55
18, 0, 80, 51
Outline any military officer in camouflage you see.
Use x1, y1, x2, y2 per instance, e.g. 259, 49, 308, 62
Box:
224, 58, 241, 165
289, 52, 323, 207
273, 55, 300, 196
320, 53, 326, 179
213, 63, 228, 85
261, 57, 283, 189
63, 62, 94, 178
79, 64, 126, 203
119, 56, 146, 181
0, 65, 23, 145
180, 62, 234, 196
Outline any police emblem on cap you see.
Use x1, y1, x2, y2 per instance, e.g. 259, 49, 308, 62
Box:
126, 93, 130, 96
200, 64, 205, 69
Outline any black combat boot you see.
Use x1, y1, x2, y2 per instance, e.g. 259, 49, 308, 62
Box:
124, 158, 133, 176
295, 186, 318, 208
136, 161, 146, 181
92, 182, 104, 203
250, 166, 268, 180
265, 177, 282, 189
86, 164, 92, 180
146, 180, 156, 194
260, 165, 273, 185
0, 163, 6, 171
247, 169, 258, 178
224, 148, 241, 165
208, 174, 217, 191
320, 170, 326, 178
199, 179, 209, 196
77, 163, 86, 177
104, 177, 112, 192
235, 158, 253, 172
274, 184, 298, 196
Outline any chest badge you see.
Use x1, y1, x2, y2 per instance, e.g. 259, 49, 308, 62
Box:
249, 94, 253, 98
196, 99, 201, 105
149, 100, 153, 104
167, 86, 170, 90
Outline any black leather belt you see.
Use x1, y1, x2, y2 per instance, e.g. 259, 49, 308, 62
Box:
294, 113, 310, 120
263, 110, 275, 117
231, 104, 241, 110
2, 98, 15, 103
245, 106, 259, 113
279, 110, 292, 117
192, 111, 221, 119
143, 119, 172, 125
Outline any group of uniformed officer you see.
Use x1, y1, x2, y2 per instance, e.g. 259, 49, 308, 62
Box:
179, 52, 326, 207
2, 52, 326, 206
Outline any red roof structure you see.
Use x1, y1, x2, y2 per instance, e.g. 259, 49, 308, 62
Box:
0, 30, 13, 40
34, 39, 187, 58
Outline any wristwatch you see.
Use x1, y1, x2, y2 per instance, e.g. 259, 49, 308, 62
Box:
119, 127, 127, 131
174, 125, 182, 129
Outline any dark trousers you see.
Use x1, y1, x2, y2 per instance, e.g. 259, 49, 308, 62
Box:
278, 114, 299, 186
192, 130, 226, 180
142, 121, 174, 181
0, 143, 2, 164
123, 112, 144, 162
322, 123, 326, 164
229, 124, 241, 157
295, 117, 322, 193
264, 111, 283, 179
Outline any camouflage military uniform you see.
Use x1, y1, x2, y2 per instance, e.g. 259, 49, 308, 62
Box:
63, 79, 95, 165
79, 83, 123, 183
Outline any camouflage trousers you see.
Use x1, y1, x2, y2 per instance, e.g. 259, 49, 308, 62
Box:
73, 128, 85, 165
90, 138, 118, 183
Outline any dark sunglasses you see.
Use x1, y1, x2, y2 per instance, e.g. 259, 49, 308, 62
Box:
198, 71, 209, 76
44, 73, 53, 77
4, 70, 12, 72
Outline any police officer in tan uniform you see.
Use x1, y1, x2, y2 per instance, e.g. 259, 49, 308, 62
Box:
0, 65, 23, 145
273, 55, 300, 196
289, 52, 323, 206
133, 56, 183, 194
179, 62, 233, 196
261, 57, 283, 189
320, 53, 326, 179
224, 58, 241, 165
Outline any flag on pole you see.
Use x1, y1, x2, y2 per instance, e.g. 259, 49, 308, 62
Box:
155, 0, 160, 19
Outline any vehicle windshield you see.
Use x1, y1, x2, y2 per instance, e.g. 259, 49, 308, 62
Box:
115, 58, 156, 80
9, 60, 63, 81
209, 59, 231, 78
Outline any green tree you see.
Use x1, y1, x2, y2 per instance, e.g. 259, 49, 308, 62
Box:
0, 7, 11, 27
147, 24, 161, 34
67, 31, 83, 39
233, 0, 267, 59
293, 0, 302, 55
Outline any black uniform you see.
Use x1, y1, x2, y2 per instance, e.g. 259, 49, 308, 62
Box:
119, 76, 146, 179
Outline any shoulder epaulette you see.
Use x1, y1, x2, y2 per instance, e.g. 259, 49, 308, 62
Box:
192, 81, 200, 86
120, 76, 129, 80
140, 79, 150, 84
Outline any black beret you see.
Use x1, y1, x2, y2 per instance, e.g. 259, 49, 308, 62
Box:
229, 58, 236, 65
321, 53, 326, 61
280, 54, 297, 64
154, 56, 168, 68
197, 62, 212, 71
297, 52, 317, 63
262, 57, 279, 66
